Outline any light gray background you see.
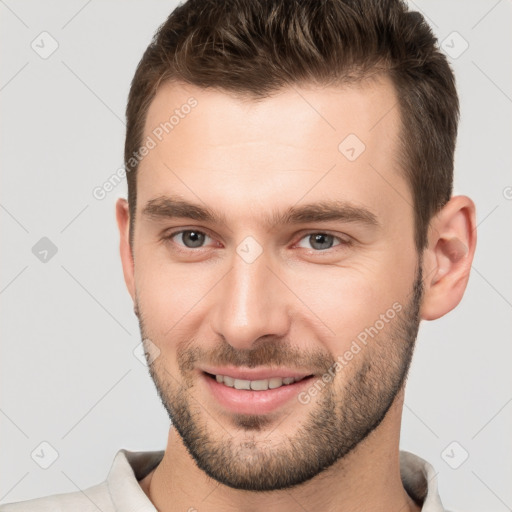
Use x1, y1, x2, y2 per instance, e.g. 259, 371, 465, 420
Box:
1, 1, 511, 511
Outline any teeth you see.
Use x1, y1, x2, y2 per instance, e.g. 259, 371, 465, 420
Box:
223, 375, 235, 387
268, 377, 283, 389
214, 374, 306, 390
234, 379, 251, 390
250, 379, 268, 391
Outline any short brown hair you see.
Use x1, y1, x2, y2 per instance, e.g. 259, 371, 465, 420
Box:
125, 0, 458, 250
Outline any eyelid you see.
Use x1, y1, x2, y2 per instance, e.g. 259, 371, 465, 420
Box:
162, 228, 352, 252
294, 230, 352, 249
164, 228, 217, 249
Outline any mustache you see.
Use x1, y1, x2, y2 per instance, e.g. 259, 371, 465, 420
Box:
177, 337, 334, 375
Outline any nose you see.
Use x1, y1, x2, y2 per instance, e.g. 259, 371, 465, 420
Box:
210, 252, 291, 350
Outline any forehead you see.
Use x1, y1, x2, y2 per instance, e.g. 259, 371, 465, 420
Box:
137, 78, 410, 228
143, 77, 401, 159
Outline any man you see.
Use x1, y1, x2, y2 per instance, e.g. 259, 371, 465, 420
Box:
1, 0, 476, 510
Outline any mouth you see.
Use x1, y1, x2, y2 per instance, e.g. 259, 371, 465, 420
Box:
200, 369, 316, 415
205, 372, 311, 391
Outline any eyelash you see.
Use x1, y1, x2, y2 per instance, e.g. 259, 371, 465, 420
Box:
163, 229, 352, 254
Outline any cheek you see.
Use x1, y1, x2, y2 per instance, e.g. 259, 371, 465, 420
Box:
287, 255, 415, 352
133, 233, 417, 358
134, 247, 218, 339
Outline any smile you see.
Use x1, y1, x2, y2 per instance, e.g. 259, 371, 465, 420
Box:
211, 373, 308, 391
202, 370, 316, 415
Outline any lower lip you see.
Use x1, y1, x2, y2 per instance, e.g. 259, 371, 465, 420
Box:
201, 372, 314, 415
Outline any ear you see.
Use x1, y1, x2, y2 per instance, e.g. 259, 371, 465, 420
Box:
420, 195, 477, 321
116, 198, 136, 304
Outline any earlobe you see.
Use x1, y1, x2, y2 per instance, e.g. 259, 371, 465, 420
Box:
116, 198, 136, 303
420, 196, 477, 321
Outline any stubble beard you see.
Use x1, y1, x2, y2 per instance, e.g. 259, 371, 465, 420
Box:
138, 268, 423, 491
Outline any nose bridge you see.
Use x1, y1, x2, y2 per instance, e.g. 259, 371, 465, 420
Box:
211, 250, 289, 348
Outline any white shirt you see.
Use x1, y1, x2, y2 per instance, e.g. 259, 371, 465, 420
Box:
0, 450, 446, 511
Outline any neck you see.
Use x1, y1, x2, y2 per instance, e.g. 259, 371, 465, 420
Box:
140, 393, 420, 512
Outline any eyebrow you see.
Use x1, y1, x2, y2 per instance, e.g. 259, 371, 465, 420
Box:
142, 195, 379, 229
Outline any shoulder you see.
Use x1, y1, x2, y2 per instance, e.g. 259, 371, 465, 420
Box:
0, 449, 163, 512
0, 481, 114, 512
400, 450, 447, 512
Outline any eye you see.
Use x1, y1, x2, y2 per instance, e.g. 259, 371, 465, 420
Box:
170, 230, 213, 248
297, 233, 344, 251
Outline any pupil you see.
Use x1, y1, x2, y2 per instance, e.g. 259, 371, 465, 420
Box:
184, 231, 204, 248
310, 233, 333, 250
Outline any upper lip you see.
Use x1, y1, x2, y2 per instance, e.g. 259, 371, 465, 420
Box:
200, 365, 313, 381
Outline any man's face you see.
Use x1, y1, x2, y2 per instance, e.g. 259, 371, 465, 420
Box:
128, 78, 422, 490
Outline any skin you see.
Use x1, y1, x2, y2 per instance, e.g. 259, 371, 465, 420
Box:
116, 78, 476, 511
